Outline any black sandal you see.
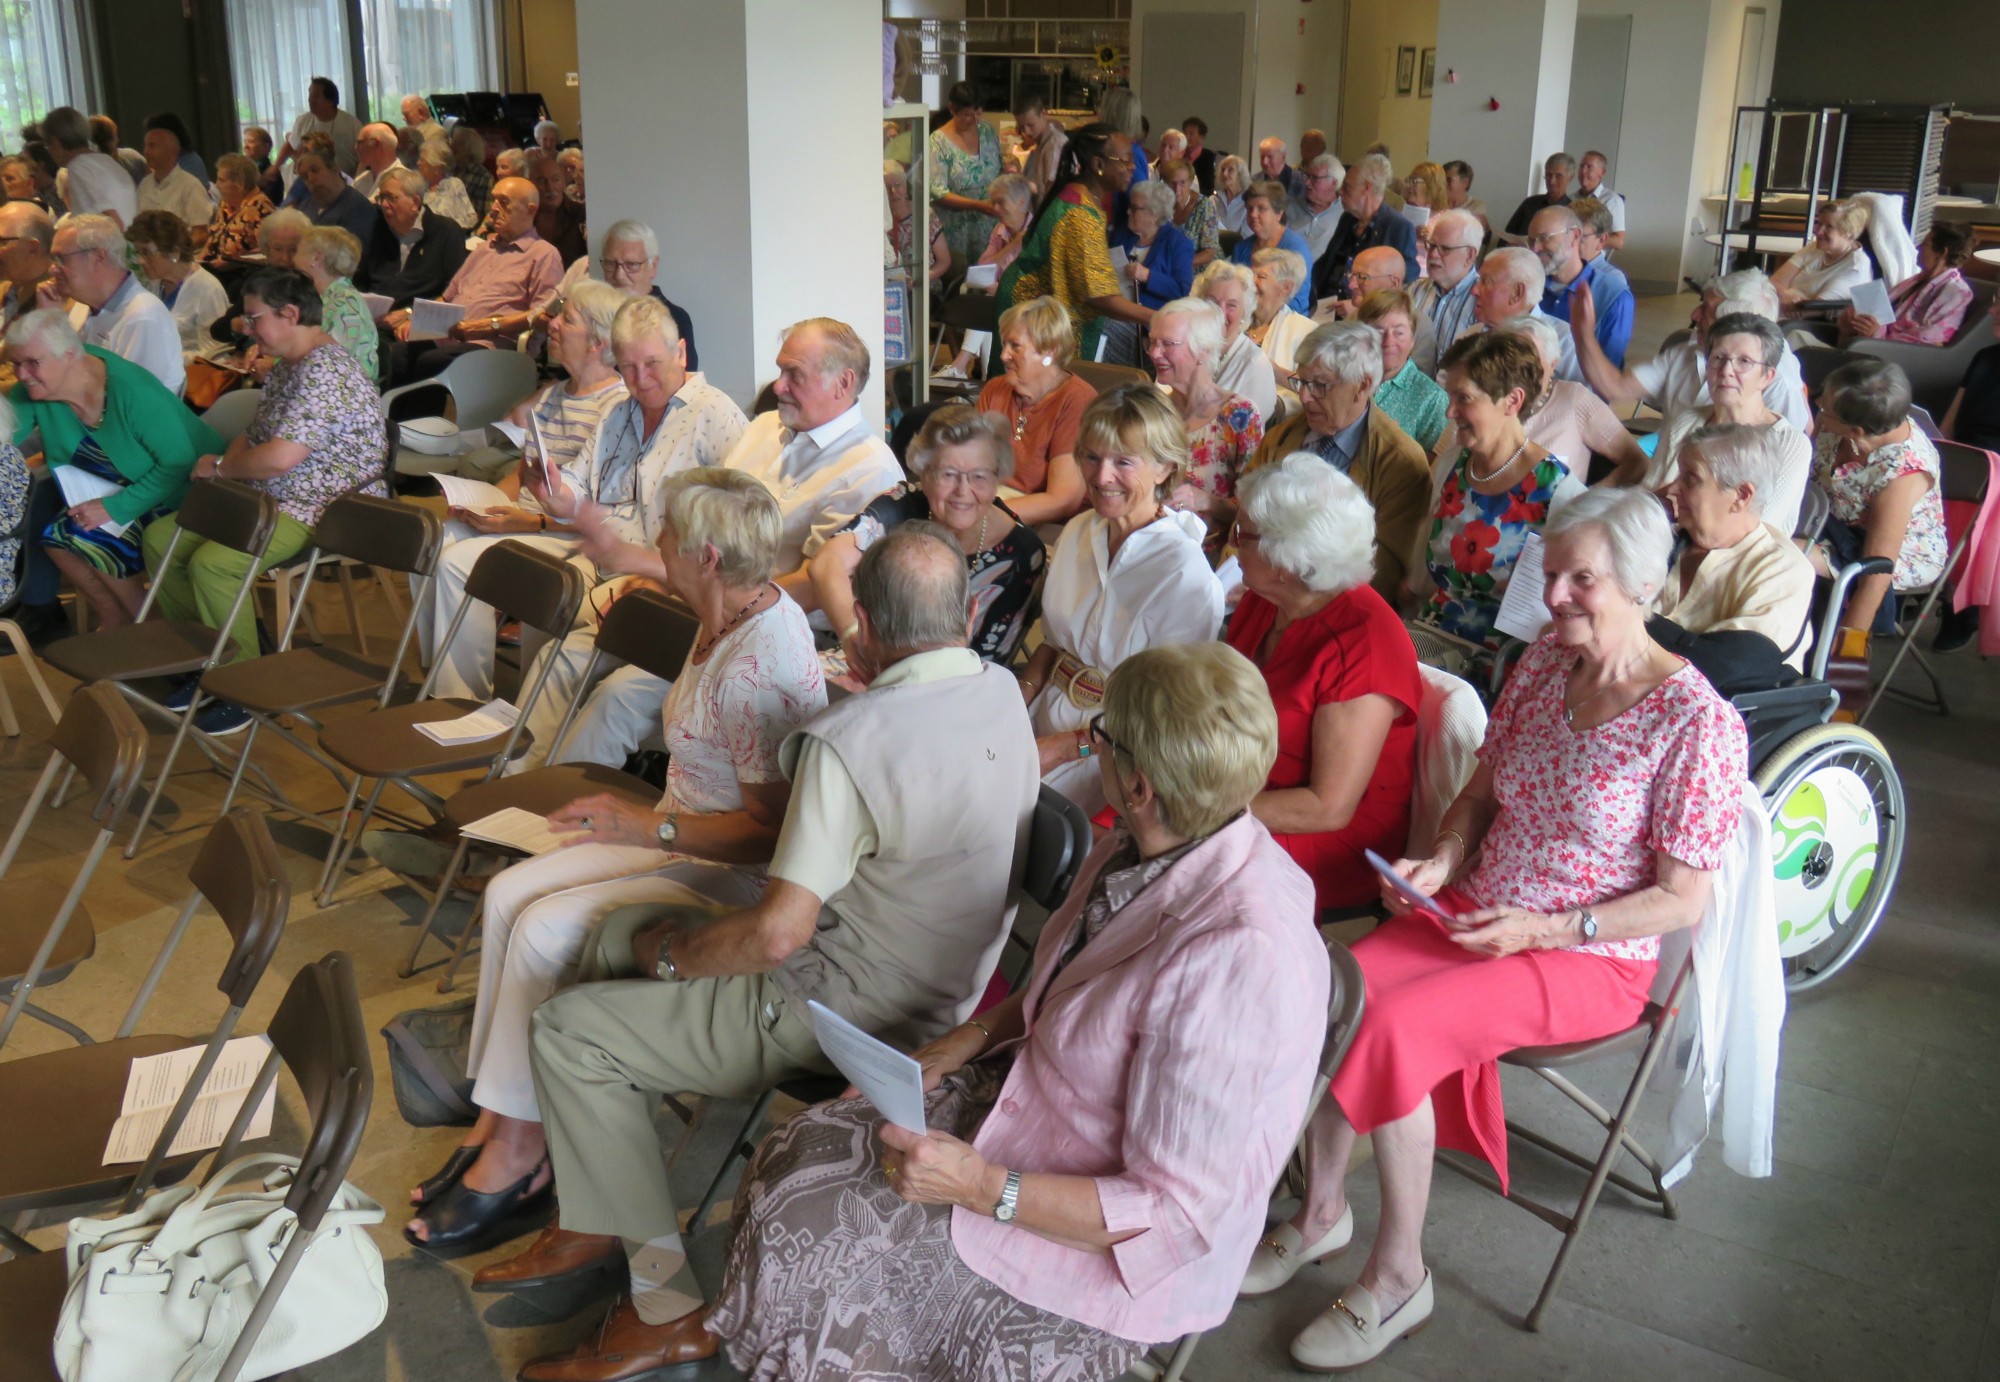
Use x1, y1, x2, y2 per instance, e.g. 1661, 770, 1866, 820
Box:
411, 1143, 482, 1207
405, 1157, 552, 1252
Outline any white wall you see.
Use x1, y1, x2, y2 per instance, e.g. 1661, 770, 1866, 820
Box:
1340, 0, 1439, 166
1130, 0, 1343, 162
1429, 0, 1578, 215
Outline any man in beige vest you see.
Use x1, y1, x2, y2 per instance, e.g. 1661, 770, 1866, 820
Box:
496, 524, 1040, 1381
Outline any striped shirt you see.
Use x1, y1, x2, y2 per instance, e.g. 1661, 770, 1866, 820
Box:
521, 376, 629, 517
1409, 272, 1479, 377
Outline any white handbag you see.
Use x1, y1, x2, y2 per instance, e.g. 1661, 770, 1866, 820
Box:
53, 1152, 387, 1382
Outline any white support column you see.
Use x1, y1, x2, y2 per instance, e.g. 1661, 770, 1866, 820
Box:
1429, 0, 1578, 219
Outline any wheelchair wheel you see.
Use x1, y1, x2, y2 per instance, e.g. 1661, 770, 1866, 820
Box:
1754, 723, 1905, 993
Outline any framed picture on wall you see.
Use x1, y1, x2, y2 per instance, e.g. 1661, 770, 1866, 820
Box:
1396, 46, 1416, 96
1420, 48, 1436, 98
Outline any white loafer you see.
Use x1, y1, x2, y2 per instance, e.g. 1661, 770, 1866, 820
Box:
1237, 1206, 1353, 1298
1290, 1270, 1434, 1373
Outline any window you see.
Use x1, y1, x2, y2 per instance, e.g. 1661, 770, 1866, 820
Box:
0, 0, 84, 141
223, 0, 354, 141
359, 0, 496, 123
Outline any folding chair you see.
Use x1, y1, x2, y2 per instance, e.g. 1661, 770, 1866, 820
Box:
402, 587, 701, 988
1071, 360, 1152, 395
1129, 939, 1369, 1382
0, 684, 149, 1051
39, 477, 281, 859
0, 807, 289, 1259
0, 470, 63, 736
1860, 439, 1994, 725
381, 348, 538, 481
199, 386, 264, 445
312, 538, 586, 907
0, 951, 373, 1382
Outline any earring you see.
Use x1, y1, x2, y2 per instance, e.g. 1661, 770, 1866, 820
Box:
1041, 355, 1054, 366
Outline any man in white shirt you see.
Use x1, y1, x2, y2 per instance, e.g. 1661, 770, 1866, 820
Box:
1285, 154, 1348, 262
39, 106, 136, 228
1457, 246, 1583, 383
350, 123, 404, 201
276, 77, 361, 175
45, 214, 183, 394
134, 125, 214, 242
1576, 150, 1627, 253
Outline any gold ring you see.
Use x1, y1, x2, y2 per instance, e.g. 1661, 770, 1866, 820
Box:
884, 1164, 899, 1180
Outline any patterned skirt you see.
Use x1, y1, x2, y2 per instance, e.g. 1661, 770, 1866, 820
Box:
41, 439, 163, 578
708, 1062, 1145, 1382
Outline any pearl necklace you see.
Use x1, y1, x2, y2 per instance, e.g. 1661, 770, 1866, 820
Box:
1468, 441, 1529, 485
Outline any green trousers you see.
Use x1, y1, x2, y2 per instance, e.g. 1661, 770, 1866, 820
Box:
142, 511, 314, 663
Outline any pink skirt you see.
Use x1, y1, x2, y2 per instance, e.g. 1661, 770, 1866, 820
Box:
1327, 892, 1656, 1192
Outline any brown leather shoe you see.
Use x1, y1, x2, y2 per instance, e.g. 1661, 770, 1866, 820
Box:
474, 1225, 623, 1294
518, 1299, 717, 1380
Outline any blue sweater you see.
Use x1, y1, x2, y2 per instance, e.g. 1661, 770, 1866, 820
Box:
1111, 221, 1196, 309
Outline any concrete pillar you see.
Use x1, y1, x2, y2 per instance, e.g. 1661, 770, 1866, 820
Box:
1428, 0, 1577, 219
577, 0, 887, 422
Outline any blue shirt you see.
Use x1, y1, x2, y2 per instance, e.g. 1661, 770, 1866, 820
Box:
1303, 409, 1371, 475
1542, 255, 1634, 367
1110, 222, 1196, 309
1232, 228, 1315, 313
307, 185, 382, 250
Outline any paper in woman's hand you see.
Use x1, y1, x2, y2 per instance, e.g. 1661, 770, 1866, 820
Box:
806, 1001, 927, 1133
1366, 848, 1462, 925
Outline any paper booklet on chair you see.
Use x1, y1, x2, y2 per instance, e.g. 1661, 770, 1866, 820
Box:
53, 465, 133, 538
1492, 532, 1552, 644
459, 806, 570, 856
409, 297, 469, 340
415, 698, 520, 746
103, 1036, 276, 1165
433, 473, 514, 514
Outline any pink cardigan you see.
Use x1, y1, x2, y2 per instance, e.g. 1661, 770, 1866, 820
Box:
951, 814, 1329, 1343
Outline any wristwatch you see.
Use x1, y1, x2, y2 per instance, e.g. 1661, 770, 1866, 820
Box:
654, 935, 686, 983
1575, 908, 1599, 944
992, 1169, 1022, 1223
656, 812, 679, 848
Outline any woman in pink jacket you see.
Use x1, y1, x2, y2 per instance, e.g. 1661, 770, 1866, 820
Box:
706, 642, 1332, 1379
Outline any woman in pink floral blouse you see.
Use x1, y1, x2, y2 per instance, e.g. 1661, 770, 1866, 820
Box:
1837, 221, 1977, 347
1243, 486, 1748, 1372
1148, 296, 1263, 556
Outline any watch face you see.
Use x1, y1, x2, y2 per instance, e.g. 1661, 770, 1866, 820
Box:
994, 1202, 1016, 1222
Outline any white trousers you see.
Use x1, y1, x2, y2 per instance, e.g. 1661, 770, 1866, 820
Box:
503, 662, 674, 776
462, 842, 763, 1122
414, 526, 592, 702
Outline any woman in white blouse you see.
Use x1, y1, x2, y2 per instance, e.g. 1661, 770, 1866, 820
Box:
403, 467, 827, 1251
1215, 154, 1252, 236
1772, 199, 1872, 311
1016, 386, 1224, 814
1248, 247, 1316, 377
126, 210, 229, 362
1196, 259, 1279, 422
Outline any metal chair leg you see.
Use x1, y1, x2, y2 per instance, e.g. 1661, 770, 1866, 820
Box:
338, 562, 368, 654
318, 776, 388, 908
124, 699, 206, 859
399, 837, 472, 979
689, 1089, 777, 1233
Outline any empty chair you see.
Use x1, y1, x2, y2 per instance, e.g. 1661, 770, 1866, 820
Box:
380, 347, 538, 480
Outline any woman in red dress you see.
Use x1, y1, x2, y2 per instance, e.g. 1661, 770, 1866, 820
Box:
1225, 454, 1421, 909
1240, 486, 1749, 1371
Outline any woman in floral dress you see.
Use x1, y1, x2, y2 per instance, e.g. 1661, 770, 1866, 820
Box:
1148, 297, 1262, 558
928, 83, 1005, 271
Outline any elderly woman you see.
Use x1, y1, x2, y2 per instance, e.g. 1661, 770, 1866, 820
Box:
1773, 199, 1872, 310
929, 82, 1006, 270
1246, 247, 1315, 377
808, 405, 1046, 666
1418, 331, 1585, 654
1838, 220, 1975, 347
1650, 313, 1811, 536
450, 124, 495, 223
935, 173, 1039, 384
1215, 153, 1251, 235
201, 152, 274, 266
415, 136, 478, 230
1358, 288, 1448, 453
1227, 456, 1422, 908
1440, 313, 1647, 491
1231, 180, 1314, 313
973, 296, 1098, 527
710, 641, 1330, 1380
6, 309, 218, 629
127, 210, 229, 362
1149, 297, 1263, 547
1159, 156, 1221, 268
557, 147, 585, 206
1018, 386, 1223, 814
1658, 422, 1818, 667
1403, 161, 1448, 226
1248, 486, 1747, 1370
296, 225, 378, 381
1111, 178, 1195, 310
254, 205, 308, 270
405, 468, 826, 1249
1196, 259, 1279, 421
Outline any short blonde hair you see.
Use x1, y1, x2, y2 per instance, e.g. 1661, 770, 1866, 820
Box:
1194, 258, 1255, 303
1236, 454, 1375, 594
1102, 643, 1278, 838
1252, 246, 1308, 293
610, 293, 680, 359
996, 295, 1075, 367
658, 467, 783, 587
564, 279, 628, 351
1075, 384, 1189, 500
1819, 198, 1870, 241
298, 224, 361, 278
907, 403, 1016, 484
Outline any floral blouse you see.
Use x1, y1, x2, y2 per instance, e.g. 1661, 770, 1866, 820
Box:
249, 343, 389, 526
0, 438, 27, 608
1178, 394, 1264, 508
928, 121, 1005, 268
204, 191, 275, 263
1812, 430, 1948, 590
424, 176, 479, 230
1467, 633, 1748, 962
1422, 450, 1584, 650
1880, 268, 1974, 346
319, 276, 380, 381
1175, 193, 1222, 259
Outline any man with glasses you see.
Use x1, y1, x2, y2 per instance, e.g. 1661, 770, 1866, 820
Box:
1286, 153, 1348, 260
41, 213, 182, 393
386, 175, 563, 382
1530, 203, 1633, 366
1310, 153, 1418, 316
597, 219, 699, 370
1328, 245, 1406, 323
350, 123, 405, 201
358, 166, 467, 308
1408, 207, 1483, 376
0, 201, 56, 333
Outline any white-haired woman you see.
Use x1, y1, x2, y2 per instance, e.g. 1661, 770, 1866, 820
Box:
405, 467, 827, 1251
416, 136, 477, 229
1249, 486, 1748, 1371
1111, 178, 1194, 310
1226, 455, 1422, 908
1215, 153, 1251, 235
296, 224, 378, 380
1773, 198, 1872, 311
1658, 422, 1818, 667
1017, 385, 1223, 815
1649, 312, 1810, 537
974, 296, 1097, 527
1147, 296, 1263, 548
1195, 259, 1278, 422
808, 404, 1046, 666
935, 172, 1039, 383
1246, 246, 1314, 376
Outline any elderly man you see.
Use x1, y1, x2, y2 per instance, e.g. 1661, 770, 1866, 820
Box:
397, 95, 442, 166
1530, 203, 1633, 366
1249, 321, 1429, 599
388, 175, 563, 380
38, 106, 135, 227
350, 123, 404, 201
293, 148, 379, 247
1575, 150, 1626, 252
276, 76, 361, 175
244, 126, 283, 204
526, 149, 587, 265
0, 201, 54, 331
134, 122, 213, 240
1330, 246, 1406, 325
598, 218, 699, 369
1408, 207, 1482, 376
492, 522, 1040, 1379
1258, 136, 1307, 202
1286, 153, 1347, 261
1461, 246, 1582, 383
1299, 129, 1329, 169
358, 165, 468, 305
1502, 150, 1575, 241
541, 317, 902, 774
40, 213, 183, 393
1572, 266, 1812, 436
1310, 152, 1420, 310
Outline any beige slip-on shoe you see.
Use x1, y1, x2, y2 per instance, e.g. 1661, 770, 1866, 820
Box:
1289, 1269, 1434, 1373
1237, 1205, 1354, 1298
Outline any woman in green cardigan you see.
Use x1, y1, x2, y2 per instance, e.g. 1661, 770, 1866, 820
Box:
5, 309, 221, 628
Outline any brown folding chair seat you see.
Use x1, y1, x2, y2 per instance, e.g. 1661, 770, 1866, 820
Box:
312, 538, 586, 906
402, 587, 700, 987
0, 808, 289, 1252
0, 951, 374, 1382
0, 684, 150, 1051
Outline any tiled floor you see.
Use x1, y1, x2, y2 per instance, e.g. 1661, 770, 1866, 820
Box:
6, 299, 2000, 1380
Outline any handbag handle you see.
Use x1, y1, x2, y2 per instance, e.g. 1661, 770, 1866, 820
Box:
146, 1152, 302, 1259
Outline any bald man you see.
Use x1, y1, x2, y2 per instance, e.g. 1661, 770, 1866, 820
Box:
351, 121, 405, 200
1329, 244, 1409, 322
388, 175, 563, 382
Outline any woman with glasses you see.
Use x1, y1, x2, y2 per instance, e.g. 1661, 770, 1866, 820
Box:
1158, 155, 1221, 268
1647, 313, 1810, 536
1195, 259, 1279, 423
1230, 180, 1315, 313
806, 404, 1045, 669
200, 152, 273, 267
1017, 385, 1223, 814
929, 82, 1006, 271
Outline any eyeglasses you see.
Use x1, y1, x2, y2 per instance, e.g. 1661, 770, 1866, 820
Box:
931, 467, 999, 491
1709, 354, 1768, 375
1087, 714, 1125, 756
50, 248, 98, 263
1100, 153, 1134, 166
1229, 522, 1263, 546
1286, 374, 1338, 400
1527, 231, 1570, 248
1425, 241, 1479, 256
599, 258, 649, 275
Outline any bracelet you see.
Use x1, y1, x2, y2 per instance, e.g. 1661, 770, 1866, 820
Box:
1433, 827, 1468, 860
966, 1019, 993, 1042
